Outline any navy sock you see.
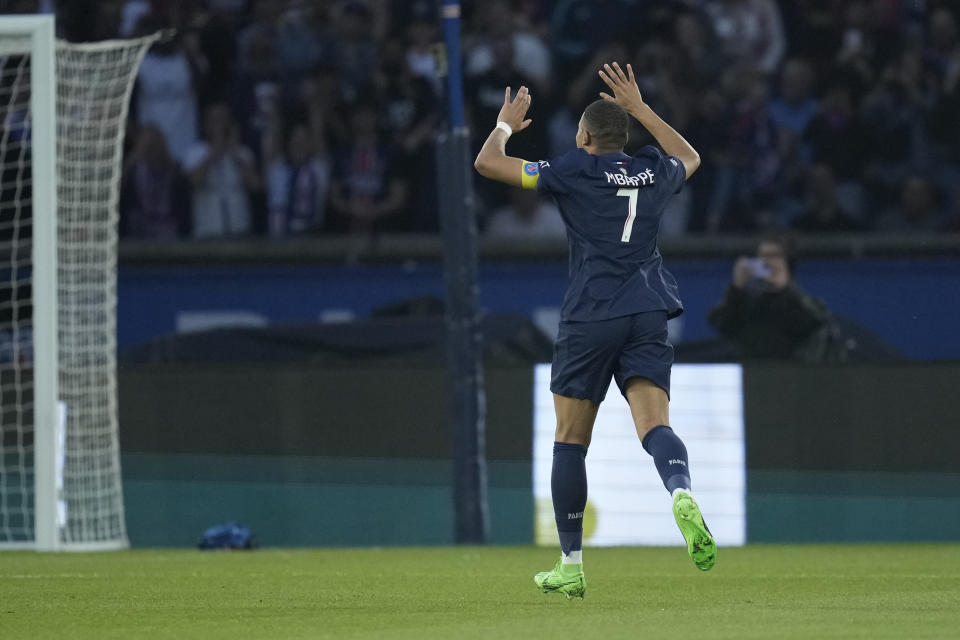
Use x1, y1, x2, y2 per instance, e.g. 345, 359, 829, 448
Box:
551, 441, 588, 557
641, 425, 691, 494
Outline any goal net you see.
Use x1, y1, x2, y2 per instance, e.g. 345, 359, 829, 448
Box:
0, 17, 158, 550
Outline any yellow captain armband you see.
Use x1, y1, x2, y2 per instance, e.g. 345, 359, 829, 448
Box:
520, 160, 540, 190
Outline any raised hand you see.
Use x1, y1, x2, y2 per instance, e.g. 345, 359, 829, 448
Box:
598, 62, 645, 114
496, 86, 533, 132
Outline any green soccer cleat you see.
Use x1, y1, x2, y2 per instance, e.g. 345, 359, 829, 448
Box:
534, 559, 586, 599
673, 490, 717, 571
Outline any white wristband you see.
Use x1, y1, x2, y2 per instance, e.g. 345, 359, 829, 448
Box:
495, 121, 513, 137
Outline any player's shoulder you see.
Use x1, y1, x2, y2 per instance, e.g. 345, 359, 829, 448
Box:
632, 145, 686, 193
632, 145, 670, 163
542, 148, 591, 172
631, 144, 684, 173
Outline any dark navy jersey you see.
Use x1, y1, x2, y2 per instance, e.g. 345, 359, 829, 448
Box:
533, 146, 686, 322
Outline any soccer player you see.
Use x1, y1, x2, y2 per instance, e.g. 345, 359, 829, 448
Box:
474, 62, 716, 598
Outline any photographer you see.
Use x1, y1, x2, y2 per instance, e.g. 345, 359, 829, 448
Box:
707, 236, 832, 361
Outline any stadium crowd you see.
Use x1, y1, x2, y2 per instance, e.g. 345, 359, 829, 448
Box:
6, 0, 960, 239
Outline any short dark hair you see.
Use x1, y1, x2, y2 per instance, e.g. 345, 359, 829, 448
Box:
758, 234, 798, 275
582, 100, 629, 150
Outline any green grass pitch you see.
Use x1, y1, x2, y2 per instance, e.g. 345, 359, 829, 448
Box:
2, 545, 959, 639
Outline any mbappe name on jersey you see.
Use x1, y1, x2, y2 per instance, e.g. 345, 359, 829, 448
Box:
603, 168, 655, 187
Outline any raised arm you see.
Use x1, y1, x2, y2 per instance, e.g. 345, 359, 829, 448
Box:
473, 86, 534, 188
598, 62, 700, 179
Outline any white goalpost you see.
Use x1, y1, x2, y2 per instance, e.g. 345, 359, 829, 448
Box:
0, 16, 158, 550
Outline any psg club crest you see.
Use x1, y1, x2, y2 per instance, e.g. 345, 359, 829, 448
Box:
524, 162, 539, 176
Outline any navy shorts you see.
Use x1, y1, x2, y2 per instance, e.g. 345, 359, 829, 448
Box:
550, 311, 673, 405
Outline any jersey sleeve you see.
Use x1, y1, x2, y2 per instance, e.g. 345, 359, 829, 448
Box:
520, 160, 541, 190
636, 145, 686, 194
533, 158, 568, 195
663, 154, 687, 194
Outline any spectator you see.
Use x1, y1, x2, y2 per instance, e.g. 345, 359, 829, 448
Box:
767, 58, 819, 159
804, 74, 869, 218
684, 87, 734, 233
834, 0, 882, 88
229, 30, 281, 167
765, 61, 816, 208
547, 46, 629, 158
860, 46, 937, 186
120, 0, 151, 37
328, 103, 408, 234
379, 39, 435, 145
330, 2, 380, 104
672, 9, 724, 89
707, 236, 834, 361
467, 37, 544, 212
266, 122, 331, 237
403, 1, 442, 95
703, 0, 786, 75
183, 103, 260, 238
120, 125, 191, 240
875, 175, 945, 233
548, 0, 644, 79
711, 66, 780, 231
134, 18, 206, 166
778, 0, 843, 70
378, 36, 438, 230
296, 65, 350, 150
546, 91, 584, 159
467, 0, 551, 91
926, 7, 960, 82
630, 37, 692, 131
468, 34, 546, 154
234, 0, 284, 77
192, 4, 238, 107
102, 0, 960, 239
274, 2, 329, 87
790, 164, 862, 232
485, 190, 564, 240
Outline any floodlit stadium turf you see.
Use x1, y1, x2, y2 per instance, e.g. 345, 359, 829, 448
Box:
2, 545, 958, 639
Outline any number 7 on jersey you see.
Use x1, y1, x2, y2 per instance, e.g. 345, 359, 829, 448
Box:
617, 188, 639, 242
